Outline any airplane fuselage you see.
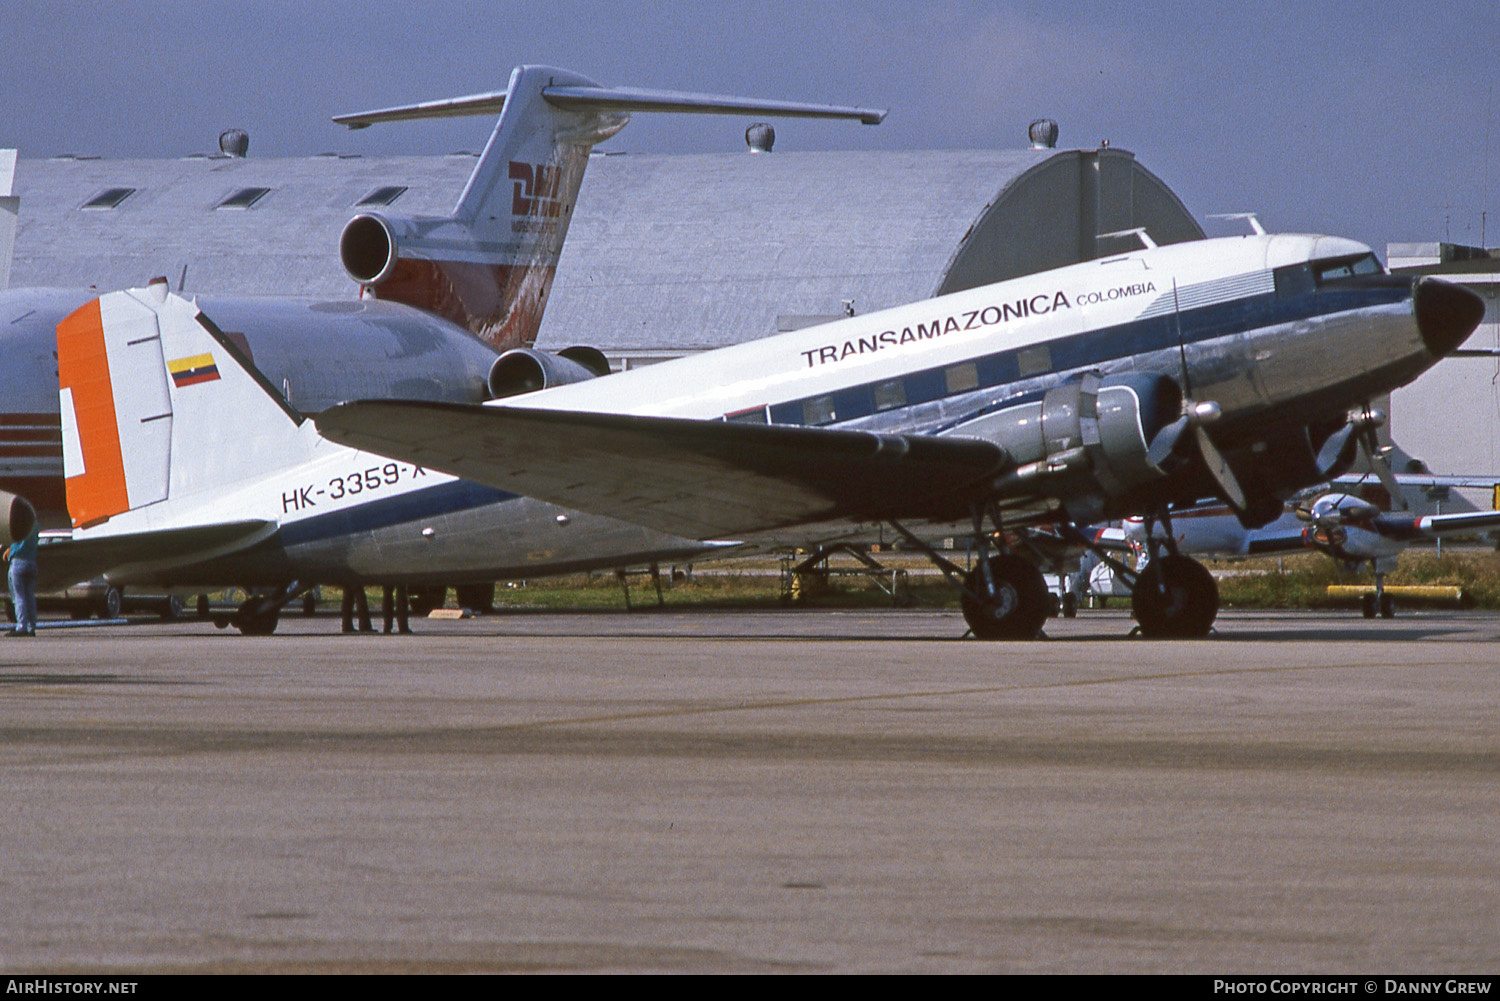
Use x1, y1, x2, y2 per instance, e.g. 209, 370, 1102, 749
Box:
77, 233, 1477, 594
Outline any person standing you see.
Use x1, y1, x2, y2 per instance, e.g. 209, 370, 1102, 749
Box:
5, 521, 39, 636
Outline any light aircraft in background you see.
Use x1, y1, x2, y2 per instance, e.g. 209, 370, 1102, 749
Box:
1122, 476, 1500, 617
0, 65, 882, 531
57, 224, 1485, 637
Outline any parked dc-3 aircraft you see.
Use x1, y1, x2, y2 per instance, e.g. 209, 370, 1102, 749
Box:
57, 219, 1484, 637
0, 64, 881, 530
315, 231, 1484, 639
1122, 476, 1500, 617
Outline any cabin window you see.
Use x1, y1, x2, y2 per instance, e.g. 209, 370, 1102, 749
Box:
944, 362, 979, 394
802, 395, 837, 425
81, 187, 135, 210
873, 379, 906, 411
1017, 345, 1051, 377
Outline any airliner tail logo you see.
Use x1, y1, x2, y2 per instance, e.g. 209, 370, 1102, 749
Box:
508, 161, 566, 218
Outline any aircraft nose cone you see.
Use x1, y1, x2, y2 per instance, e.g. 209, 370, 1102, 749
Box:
1415, 277, 1485, 357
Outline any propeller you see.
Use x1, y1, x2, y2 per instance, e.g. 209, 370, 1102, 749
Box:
1146, 398, 1248, 511
1314, 406, 1406, 510
1295, 492, 1380, 527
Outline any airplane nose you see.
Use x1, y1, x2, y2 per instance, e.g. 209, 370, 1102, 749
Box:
1414, 277, 1485, 357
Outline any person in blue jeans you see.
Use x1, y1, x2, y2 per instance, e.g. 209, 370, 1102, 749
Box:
5, 522, 39, 636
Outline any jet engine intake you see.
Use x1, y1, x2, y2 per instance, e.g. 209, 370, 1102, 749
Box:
487, 347, 609, 399
340, 213, 400, 286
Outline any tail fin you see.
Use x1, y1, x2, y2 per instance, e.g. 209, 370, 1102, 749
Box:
0, 149, 17, 290
334, 65, 883, 351
57, 280, 313, 529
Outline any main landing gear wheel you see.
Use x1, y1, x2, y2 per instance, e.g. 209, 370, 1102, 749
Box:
960, 554, 1050, 640
234, 598, 280, 636
1131, 555, 1218, 638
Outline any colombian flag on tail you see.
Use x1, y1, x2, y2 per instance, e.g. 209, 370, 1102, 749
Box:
168, 352, 220, 388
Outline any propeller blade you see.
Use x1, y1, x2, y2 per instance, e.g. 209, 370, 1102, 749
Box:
1359, 430, 1406, 510
1193, 425, 1248, 511
1146, 415, 1190, 468
1315, 423, 1359, 477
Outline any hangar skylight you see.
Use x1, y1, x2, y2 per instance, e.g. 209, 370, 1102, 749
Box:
216, 187, 272, 210
357, 185, 408, 207
82, 187, 135, 210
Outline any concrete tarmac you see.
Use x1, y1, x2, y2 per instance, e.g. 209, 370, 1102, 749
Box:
0, 608, 1496, 974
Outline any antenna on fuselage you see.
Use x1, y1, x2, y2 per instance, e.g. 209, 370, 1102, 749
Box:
1206, 213, 1267, 236
1098, 226, 1157, 250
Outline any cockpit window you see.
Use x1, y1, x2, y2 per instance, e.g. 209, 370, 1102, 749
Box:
1313, 253, 1384, 284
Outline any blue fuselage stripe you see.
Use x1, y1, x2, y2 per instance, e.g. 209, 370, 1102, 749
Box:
767, 281, 1411, 428
277, 479, 519, 547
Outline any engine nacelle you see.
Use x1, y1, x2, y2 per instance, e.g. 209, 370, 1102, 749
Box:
950, 372, 1182, 521
339, 213, 404, 287
487, 347, 610, 399
0, 490, 36, 547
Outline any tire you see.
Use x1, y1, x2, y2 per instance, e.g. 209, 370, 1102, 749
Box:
1061, 593, 1078, 619
1131, 555, 1218, 638
1378, 592, 1395, 619
959, 554, 1050, 640
159, 595, 184, 621
196, 594, 211, 619
1361, 593, 1377, 619
97, 586, 122, 620
454, 583, 494, 615
237, 611, 279, 636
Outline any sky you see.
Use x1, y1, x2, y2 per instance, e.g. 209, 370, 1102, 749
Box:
5, 0, 1497, 256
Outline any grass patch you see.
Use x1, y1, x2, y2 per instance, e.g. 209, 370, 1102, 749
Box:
1214, 549, 1500, 609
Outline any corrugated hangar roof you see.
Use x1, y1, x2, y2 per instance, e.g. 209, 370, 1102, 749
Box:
8, 142, 1202, 361
9, 153, 477, 297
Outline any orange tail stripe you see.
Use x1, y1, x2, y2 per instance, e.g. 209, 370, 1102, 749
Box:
56, 298, 129, 527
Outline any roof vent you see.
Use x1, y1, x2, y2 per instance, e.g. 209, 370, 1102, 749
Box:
219, 128, 249, 158
1028, 119, 1058, 149
745, 122, 775, 153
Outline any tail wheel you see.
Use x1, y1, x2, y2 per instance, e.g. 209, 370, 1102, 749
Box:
1131, 555, 1218, 638
960, 554, 1049, 640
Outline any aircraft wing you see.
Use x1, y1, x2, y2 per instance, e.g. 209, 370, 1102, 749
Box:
36, 520, 274, 591
317, 401, 1012, 540
1372, 508, 1500, 542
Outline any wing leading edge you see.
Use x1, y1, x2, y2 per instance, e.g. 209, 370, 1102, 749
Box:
316, 401, 1012, 540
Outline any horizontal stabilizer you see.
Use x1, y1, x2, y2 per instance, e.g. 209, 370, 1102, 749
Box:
336, 80, 884, 128
37, 519, 273, 592
317, 401, 1007, 540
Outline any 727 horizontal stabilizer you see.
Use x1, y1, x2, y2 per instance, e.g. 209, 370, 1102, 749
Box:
316, 401, 1010, 540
